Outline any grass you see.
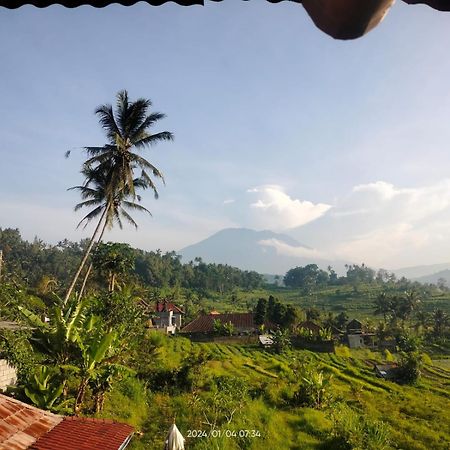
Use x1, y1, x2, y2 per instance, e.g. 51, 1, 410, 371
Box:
99, 335, 450, 450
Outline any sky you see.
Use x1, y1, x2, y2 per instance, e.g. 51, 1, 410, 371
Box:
1, 1, 450, 270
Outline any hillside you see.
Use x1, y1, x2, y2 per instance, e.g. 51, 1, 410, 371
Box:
392, 263, 450, 281
116, 337, 450, 450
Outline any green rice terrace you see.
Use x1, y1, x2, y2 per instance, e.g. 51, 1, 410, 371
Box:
100, 336, 450, 450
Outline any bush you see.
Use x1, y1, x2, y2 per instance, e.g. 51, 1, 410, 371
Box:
397, 351, 423, 384
292, 368, 333, 409
329, 403, 391, 450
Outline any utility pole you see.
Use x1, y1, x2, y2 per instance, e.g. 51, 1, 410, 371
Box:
0, 249, 3, 282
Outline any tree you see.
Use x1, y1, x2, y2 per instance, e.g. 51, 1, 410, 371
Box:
74, 316, 119, 414
254, 298, 267, 325
64, 90, 172, 302
272, 328, 291, 354
397, 351, 423, 384
284, 264, 329, 292
306, 307, 321, 322
70, 166, 150, 298
432, 309, 449, 337
373, 292, 390, 322
92, 242, 134, 292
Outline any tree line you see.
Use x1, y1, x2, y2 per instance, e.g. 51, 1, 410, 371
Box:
283, 263, 434, 292
0, 228, 263, 295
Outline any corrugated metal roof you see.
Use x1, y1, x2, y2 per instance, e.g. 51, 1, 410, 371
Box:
0, 394, 62, 450
1, 0, 449, 40
2, 0, 449, 9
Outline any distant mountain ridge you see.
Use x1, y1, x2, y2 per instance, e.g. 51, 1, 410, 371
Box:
179, 227, 347, 275
392, 262, 450, 280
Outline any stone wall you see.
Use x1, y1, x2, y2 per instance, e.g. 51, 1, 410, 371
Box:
0, 359, 17, 391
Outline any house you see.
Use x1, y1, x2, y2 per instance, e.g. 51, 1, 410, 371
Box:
149, 300, 184, 334
181, 312, 266, 335
347, 333, 376, 349
345, 319, 377, 349
297, 321, 322, 335
0, 394, 134, 450
374, 363, 398, 380
346, 319, 363, 334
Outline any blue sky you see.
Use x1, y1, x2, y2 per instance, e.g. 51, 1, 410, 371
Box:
1, 1, 450, 269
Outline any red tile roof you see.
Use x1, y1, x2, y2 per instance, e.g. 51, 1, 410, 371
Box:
30, 417, 134, 450
182, 312, 261, 333
155, 301, 184, 314
0, 395, 134, 450
0, 394, 62, 450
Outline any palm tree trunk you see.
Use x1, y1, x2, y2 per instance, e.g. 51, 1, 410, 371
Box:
64, 207, 108, 305
77, 219, 108, 300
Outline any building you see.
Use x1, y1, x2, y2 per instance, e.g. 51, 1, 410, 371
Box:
149, 300, 184, 334
346, 319, 363, 334
297, 321, 322, 335
374, 363, 399, 380
346, 319, 377, 349
0, 321, 30, 391
181, 312, 265, 335
347, 333, 377, 349
0, 394, 134, 450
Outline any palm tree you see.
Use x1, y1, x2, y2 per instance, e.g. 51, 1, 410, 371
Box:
64, 90, 172, 303
68, 165, 151, 300
373, 292, 391, 322
82, 90, 172, 201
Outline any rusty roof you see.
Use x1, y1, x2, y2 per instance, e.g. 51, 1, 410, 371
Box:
30, 417, 134, 450
0, 394, 62, 450
182, 312, 260, 333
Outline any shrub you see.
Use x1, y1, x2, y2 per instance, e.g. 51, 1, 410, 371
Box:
329, 403, 391, 450
397, 351, 423, 384
293, 368, 333, 409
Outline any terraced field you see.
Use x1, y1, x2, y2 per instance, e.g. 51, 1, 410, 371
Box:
125, 337, 450, 450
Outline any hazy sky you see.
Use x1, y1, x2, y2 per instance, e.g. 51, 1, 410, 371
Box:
1, 1, 450, 269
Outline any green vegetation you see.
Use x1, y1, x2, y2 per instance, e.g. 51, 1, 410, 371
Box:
0, 91, 449, 450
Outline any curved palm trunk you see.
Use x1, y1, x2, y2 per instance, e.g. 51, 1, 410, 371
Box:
64, 207, 108, 305
77, 218, 108, 300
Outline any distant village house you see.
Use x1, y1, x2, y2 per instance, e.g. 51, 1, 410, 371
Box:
346, 319, 377, 349
181, 312, 268, 336
149, 300, 184, 334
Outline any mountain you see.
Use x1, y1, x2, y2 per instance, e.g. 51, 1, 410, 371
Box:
391, 263, 450, 280
179, 228, 347, 275
415, 269, 450, 286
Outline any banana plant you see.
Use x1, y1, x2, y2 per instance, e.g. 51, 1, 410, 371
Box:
23, 366, 64, 410
74, 318, 119, 414
19, 298, 91, 364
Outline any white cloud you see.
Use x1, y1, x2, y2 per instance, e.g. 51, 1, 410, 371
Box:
258, 238, 326, 259
291, 178, 450, 268
245, 184, 331, 230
